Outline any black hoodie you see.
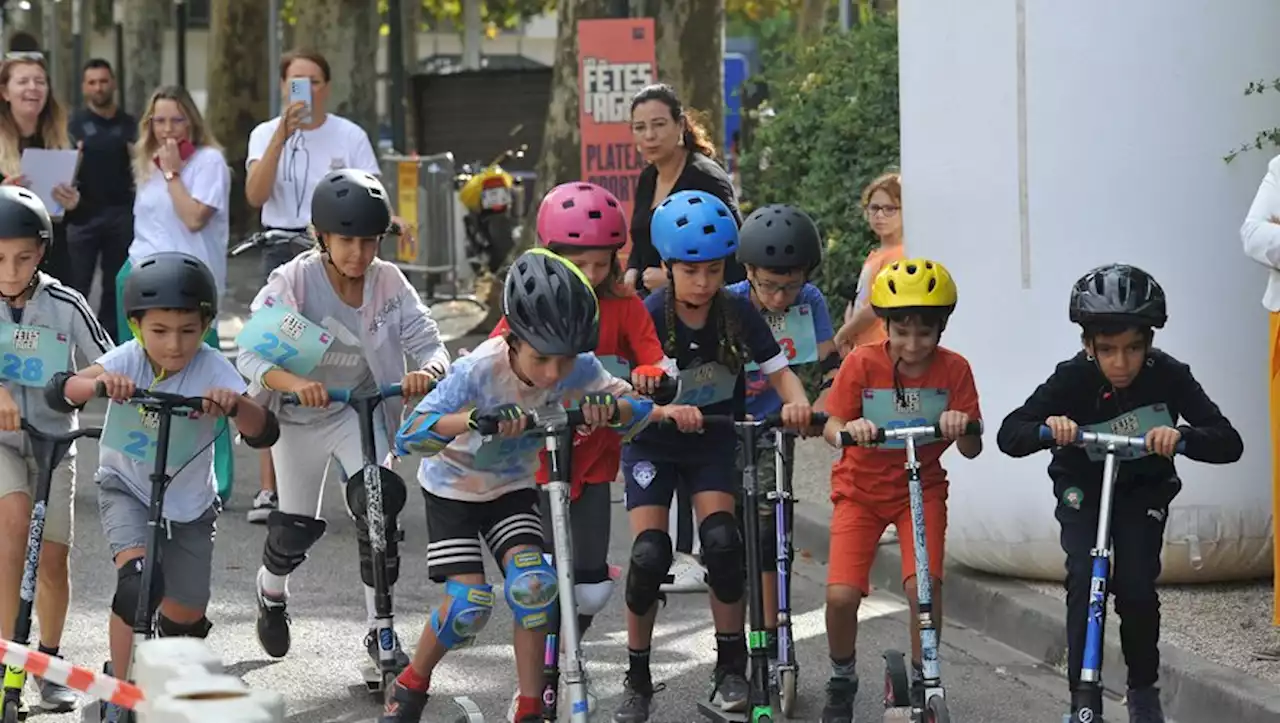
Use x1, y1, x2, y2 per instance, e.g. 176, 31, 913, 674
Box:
997, 349, 1243, 509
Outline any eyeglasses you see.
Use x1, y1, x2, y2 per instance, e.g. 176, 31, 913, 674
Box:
866, 204, 900, 218
151, 116, 188, 128
752, 279, 805, 296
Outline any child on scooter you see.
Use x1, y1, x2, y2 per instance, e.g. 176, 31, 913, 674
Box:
385, 248, 665, 723
0, 187, 114, 714
726, 203, 839, 685
996, 263, 1242, 723
819, 258, 982, 723
48, 253, 278, 722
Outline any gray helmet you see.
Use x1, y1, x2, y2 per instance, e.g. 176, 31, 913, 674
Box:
1069, 264, 1167, 329
311, 169, 393, 238
0, 187, 52, 245
737, 204, 823, 271
124, 253, 218, 319
503, 248, 599, 356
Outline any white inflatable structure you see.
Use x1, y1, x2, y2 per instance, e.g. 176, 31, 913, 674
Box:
898, 0, 1280, 582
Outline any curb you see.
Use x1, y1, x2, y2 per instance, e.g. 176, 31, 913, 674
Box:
791, 500, 1280, 723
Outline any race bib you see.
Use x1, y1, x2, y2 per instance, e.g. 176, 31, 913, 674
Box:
481, 186, 512, 210
0, 322, 68, 387
860, 387, 951, 449
598, 354, 632, 379
674, 362, 737, 407
746, 304, 819, 371
1080, 404, 1174, 462
235, 297, 334, 375
101, 400, 208, 473
472, 432, 545, 472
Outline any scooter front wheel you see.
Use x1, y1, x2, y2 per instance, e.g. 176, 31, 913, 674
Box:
925, 694, 949, 723
882, 650, 911, 708
778, 667, 798, 718
2, 698, 20, 723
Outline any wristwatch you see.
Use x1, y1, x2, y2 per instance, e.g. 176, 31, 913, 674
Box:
163, 170, 178, 182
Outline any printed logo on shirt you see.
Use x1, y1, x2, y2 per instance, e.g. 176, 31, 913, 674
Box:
631, 461, 656, 489
316, 316, 362, 367
1061, 486, 1084, 510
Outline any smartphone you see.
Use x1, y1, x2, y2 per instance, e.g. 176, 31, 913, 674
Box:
152, 139, 197, 171
289, 78, 313, 124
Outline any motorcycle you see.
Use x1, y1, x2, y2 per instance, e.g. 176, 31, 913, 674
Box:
455, 144, 526, 275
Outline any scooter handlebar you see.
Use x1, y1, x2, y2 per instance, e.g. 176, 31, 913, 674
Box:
20, 419, 101, 443
281, 383, 407, 406
93, 381, 234, 417
1036, 425, 1187, 454
473, 405, 622, 436
836, 419, 984, 447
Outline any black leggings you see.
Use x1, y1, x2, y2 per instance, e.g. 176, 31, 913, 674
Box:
539, 482, 612, 584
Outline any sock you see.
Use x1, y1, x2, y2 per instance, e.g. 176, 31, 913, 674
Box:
258, 566, 288, 600
37, 643, 58, 658
364, 585, 378, 629
715, 632, 747, 670
627, 647, 653, 690
765, 627, 779, 659
514, 695, 541, 720
830, 654, 856, 681
396, 665, 431, 692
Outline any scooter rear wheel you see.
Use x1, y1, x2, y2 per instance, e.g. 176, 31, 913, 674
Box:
882, 650, 911, 708
925, 694, 950, 723
779, 667, 798, 718
2, 699, 20, 723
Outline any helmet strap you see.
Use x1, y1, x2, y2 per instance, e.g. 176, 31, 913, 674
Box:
670, 267, 709, 311
0, 273, 38, 305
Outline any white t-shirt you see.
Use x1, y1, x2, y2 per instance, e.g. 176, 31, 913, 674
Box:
130, 146, 231, 298
95, 342, 246, 522
246, 114, 380, 229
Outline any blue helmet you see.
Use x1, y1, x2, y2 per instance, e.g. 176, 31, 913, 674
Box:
650, 190, 738, 263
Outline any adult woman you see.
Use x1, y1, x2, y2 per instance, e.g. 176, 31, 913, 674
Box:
0, 54, 82, 283
118, 84, 234, 499
834, 172, 905, 355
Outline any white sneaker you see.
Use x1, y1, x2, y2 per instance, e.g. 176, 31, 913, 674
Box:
247, 489, 277, 524
661, 552, 708, 593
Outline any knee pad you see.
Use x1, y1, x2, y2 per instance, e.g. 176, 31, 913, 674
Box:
573, 566, 616, 618
263, 512, 327, 577
111, 558, 163, 627
156, 614, 213, 639
700, 511, 745, 603
504, 550, 559, 630
430, 580, 495, 649
625, 529, 673, 615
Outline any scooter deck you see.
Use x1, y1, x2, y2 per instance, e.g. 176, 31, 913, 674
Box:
697, 701, 751, 722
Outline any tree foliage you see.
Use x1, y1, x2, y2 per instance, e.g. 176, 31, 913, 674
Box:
1225, 78, 1280, 164
738, 15, 899, 304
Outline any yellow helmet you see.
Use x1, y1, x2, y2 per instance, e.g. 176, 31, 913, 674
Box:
870, 258, 958, 315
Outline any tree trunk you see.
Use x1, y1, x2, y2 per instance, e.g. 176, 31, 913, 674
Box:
399, 0, 420, 152
294, 0, 379, 146
797, 0, 827, 42
124, 0, 167, 115
207, 0, 269, 238
652, 0, 725, 160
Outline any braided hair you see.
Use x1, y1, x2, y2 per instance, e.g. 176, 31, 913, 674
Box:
662, 270, 747, 373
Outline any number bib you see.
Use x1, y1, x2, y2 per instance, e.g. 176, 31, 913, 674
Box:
598, 355, 632, 379
746, 304, 819, 371
0, 323, 68, 387
234, 298, 334, 376
860, 388, 951, 449
101, 401, 208, 473
472, 431, 544, 472
1080, 404, 1174, 462
674, 362, 738, 407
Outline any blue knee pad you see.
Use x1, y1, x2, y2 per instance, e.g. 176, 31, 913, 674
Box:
504, 549, 559, 630
430, 580, 495, 649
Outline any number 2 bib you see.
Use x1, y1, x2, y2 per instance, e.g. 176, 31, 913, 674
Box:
1080, 404, 1174, 462
101, 401, 208, 473
746, 304, 819, 372
0, 322, 68, 387
860, 388, 951, 449
675, 362, 737, 407
235, 297, 334, 376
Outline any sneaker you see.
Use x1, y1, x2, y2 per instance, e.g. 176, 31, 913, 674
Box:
378, 680, 429, 722
102, 700, 132, 723
660, 552, 707, 593
35, 676, 78, 712
613, 675, 663, 723
709, 666, 749, 712
247, 490, 277, 524
1125, 686, 1166, 723
820, 675, 858, 723
508, 672, 599, 720
365, 628, 412, 670
255, 582, 291, 658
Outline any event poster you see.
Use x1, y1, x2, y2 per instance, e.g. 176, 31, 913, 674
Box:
578, 18, 657, 254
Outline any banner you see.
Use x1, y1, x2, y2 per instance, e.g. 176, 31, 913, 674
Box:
578, 18, 657, 249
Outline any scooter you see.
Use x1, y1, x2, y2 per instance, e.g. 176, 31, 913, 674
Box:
1038, 426, 1185, 723
455, 144, 527, 275
2, 421, 102, 722
835, 419, 984, 723
228, 228, 316, 259
767, 419, 801, 719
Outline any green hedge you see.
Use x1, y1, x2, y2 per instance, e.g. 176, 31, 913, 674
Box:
739, 16, 900, 304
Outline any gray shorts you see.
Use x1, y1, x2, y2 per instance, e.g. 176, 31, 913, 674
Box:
97, 475, 217, 610
0, 444, 75, 545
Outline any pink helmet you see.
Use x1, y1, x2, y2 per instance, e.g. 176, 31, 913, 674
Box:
536, 182, 628, 249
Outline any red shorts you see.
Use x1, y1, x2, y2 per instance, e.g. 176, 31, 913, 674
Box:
827, 494, 947, 595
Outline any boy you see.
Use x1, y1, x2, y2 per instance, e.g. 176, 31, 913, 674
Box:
819, 258, 982, 723
726, 203, 839, 684
49, 252, 279, 723
996, 263, 1242, 723
0, 187, 114, 713
385, 249, 664, 723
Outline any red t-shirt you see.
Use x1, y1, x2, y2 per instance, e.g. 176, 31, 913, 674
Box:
826, 341, 981, 506
490, 292, 666, 496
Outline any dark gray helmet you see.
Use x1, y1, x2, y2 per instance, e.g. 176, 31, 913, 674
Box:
311, 169, 393, 238
503, 248, 599, 356
0, 187, 52, 245
124, 253, 218, 319
1069, 264, 1167, 329
737, 204, 823, 271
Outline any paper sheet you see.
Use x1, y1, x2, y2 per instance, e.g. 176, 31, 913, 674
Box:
20, 148, 79, 217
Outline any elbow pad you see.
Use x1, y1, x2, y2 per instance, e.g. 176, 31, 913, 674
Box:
241, 408, 281, 449
616, 396, 655, 442
44, 371, 83, 414
396, 411, 453, 457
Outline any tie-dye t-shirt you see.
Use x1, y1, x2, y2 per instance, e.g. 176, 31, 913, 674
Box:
404, 335, 644, 502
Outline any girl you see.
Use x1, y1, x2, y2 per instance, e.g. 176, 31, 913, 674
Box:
835, 171, 905, 355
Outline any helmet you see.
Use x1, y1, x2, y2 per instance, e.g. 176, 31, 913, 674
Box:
311, 169, 393, 238
1069, 264, 1167, 329
651, 190, 738, 263
124, 252, 218, 319
870, 258, 958, 316
737, 204, 823, 271
537, 183, 627, 249
0, 187, 52, 245
503, 248, 599, 356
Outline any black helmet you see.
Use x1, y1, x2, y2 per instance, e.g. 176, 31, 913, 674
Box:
737, 204, 823, 271
1069, 264, 1167, 329
311, 169, 393, 238
0, 187, 52, 245
503, 248, 599, 356
124, 253, 218, 319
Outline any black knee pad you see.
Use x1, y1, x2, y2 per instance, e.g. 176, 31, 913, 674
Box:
700, 511, 745, 603
111, 558, 163, 627
625, 529, 673, 615
263, 512, 327, 577
156, 614, 213, 639
347, 467, 407, 588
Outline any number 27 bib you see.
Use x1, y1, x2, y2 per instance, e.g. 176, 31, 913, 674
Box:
0, 322, 68, 387
860, 387, 950, 449
235, 297, 334, 376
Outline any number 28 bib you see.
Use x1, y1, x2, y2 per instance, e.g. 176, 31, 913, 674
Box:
235, 297, 334, 376
0, 322, 68, 387
860, 387, 950, 449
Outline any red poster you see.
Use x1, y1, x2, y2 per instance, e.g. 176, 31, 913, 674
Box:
578, 18, 657, 256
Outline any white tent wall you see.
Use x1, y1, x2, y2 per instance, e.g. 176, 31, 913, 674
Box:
897, 0, 1280, 582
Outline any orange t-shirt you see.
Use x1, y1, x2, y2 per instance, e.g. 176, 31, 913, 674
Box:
826, 341, 981, 505
851, 245, 906, 347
